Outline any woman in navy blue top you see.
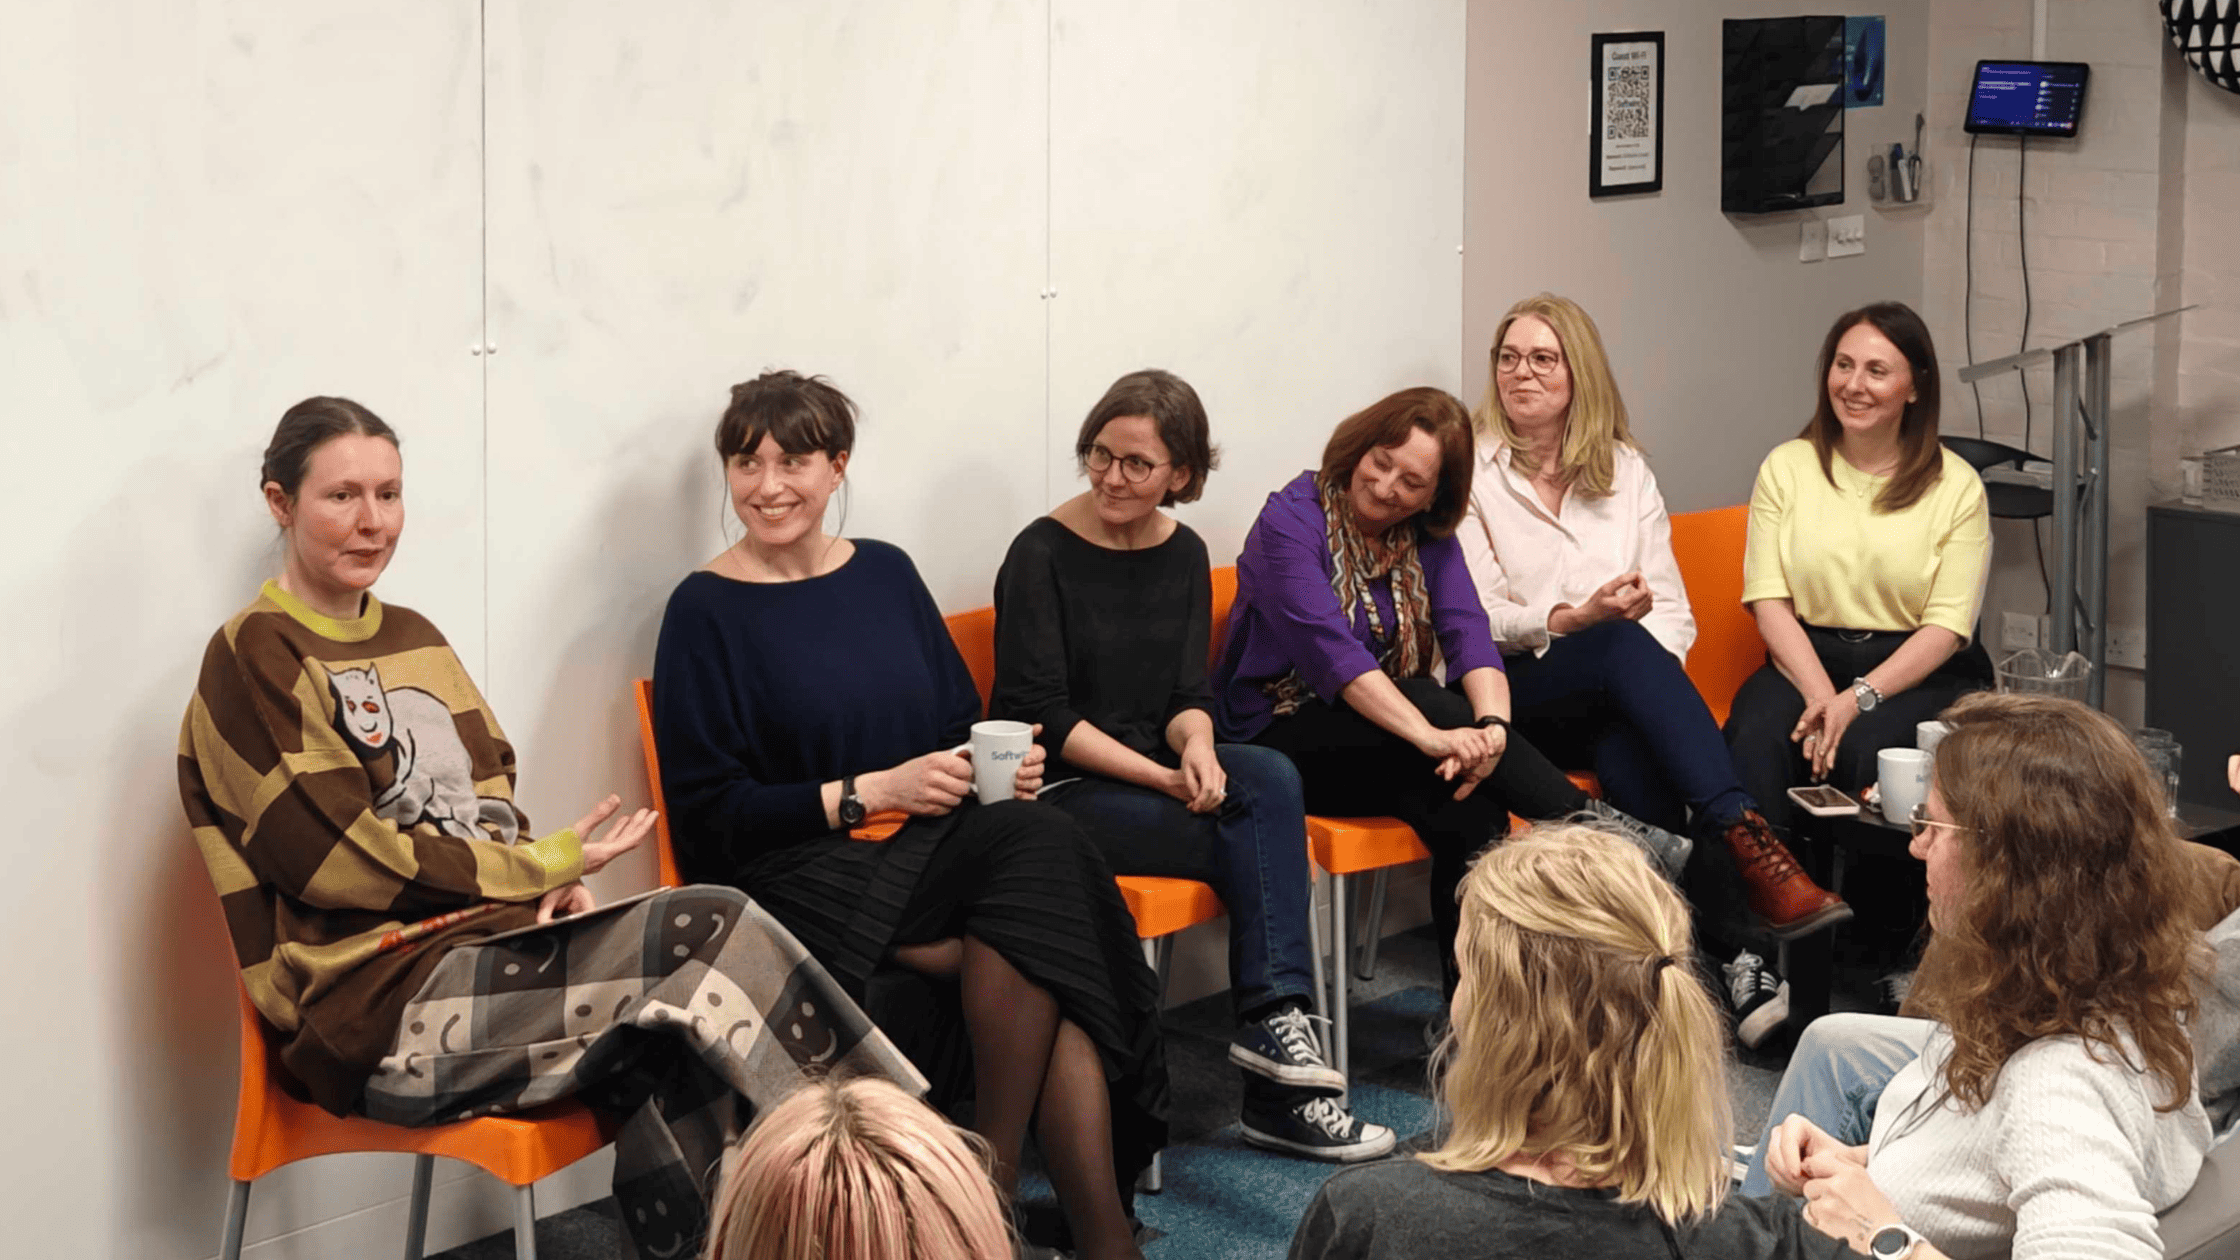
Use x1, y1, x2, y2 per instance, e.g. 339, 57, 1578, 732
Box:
992, 370, 1393, 1165
1217, 387, 1690, 1002
653, 372, 1162, 1260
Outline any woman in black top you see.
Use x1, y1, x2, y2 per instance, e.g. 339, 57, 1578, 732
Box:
655, 372, 1160, 1260
993, 370, 1392, 1163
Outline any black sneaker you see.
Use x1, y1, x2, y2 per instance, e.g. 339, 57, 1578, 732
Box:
1722, 950, 1789, 1050
1240, 1094, 1397, 1163
1230, 1004, 1346, 1096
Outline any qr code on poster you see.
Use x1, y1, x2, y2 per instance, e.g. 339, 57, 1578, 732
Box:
1606, 66, 1652, 141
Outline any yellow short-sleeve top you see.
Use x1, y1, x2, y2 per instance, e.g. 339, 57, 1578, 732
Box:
1742, 439, 1991, 643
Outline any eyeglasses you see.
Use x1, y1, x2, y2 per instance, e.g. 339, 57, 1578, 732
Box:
1908, 802, 1970, 838
1495, 347, 1566, 378
1084, 444, 1168, 484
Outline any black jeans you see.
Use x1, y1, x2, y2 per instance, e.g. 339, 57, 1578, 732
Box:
1251, 676, 1590, 994
1724, 625, 1992, 840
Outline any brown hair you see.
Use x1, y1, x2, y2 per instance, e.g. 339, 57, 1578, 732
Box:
1074, 369, 1220, 506
717, 371, 857, 463
1801, 301, 1945, 513
1317, 386, 1476, 539
1473, 294, 1637, 499
1905, 692, 2200, 1112
1426, 824, 1733, 1226
261, 397, 398, 497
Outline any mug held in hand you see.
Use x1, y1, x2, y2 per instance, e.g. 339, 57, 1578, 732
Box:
959, 720, 1034, 804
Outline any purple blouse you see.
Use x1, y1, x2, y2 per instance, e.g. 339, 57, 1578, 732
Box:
1214, 471, 1504, 740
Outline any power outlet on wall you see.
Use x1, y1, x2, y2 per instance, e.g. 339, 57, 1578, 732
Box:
2001, 611, 2042, 652
2105, 625, 2146, 671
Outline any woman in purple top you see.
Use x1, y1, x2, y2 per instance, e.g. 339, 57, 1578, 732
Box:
1217, 387, 1688, 997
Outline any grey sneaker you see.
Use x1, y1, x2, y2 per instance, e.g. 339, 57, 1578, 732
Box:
1240, 1094, 1397, 1163
1576, 799, 1693, 879
1230, 1005, 1346, 1096
1722, 950, 1790, 1050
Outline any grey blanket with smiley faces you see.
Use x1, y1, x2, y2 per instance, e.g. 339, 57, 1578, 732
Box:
361, 884, 926, 1260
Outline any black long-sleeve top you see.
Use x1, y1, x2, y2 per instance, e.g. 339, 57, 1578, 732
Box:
990, 516, 1215, 776
651, 541, 981, 876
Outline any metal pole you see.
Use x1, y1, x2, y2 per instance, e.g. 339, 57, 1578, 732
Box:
2082, 333, 2113, 709
2048, 344, 2082, 657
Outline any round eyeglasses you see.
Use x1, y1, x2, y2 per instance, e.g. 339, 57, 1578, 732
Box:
1495, 347, 1565, 378
1907, 802, 1970, 838
1084, 444, 1168, 484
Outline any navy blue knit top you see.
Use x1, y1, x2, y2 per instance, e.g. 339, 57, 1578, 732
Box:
651, 540, 982, 867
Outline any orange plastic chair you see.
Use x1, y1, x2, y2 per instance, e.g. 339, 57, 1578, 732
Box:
220, 984, 613, 1260
1668, 504, 1766, 727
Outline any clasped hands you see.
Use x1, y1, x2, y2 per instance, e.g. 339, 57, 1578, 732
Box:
1767, 1114, 1905, 1255
1416, 722, 1507, 801
1791, 685, 1859, 781
539, 792, 661, 922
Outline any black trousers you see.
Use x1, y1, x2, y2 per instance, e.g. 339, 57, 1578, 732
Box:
1724, 625, 1992, 840
1252, 676, 1590, 993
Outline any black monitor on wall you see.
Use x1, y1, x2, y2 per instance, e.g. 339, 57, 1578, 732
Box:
1963, 60, 2091, 137
1722, 16, 1848, 214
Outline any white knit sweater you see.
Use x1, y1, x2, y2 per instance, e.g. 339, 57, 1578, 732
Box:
1866, 1026, 2212, 1260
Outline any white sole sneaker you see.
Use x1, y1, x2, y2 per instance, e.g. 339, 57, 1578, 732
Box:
1239, 1116, 1398, 1163
1229, 1042, 1347, 1095
1736, 981, 1791, 1049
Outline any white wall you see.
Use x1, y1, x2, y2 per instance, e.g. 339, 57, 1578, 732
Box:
0, 3, 1461, 1257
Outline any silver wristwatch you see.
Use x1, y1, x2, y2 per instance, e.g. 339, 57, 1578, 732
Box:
1869, 1223, 1928, 1260
1851, 676, 1883, 713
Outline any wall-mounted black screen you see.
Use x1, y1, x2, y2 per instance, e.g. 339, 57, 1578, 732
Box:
1963, 60, 2090, 137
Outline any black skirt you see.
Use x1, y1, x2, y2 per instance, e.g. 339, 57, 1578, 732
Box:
720, 799, 1170, 1185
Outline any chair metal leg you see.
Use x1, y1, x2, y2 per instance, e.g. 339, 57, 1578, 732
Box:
1331, 872, 1351, 1092
1140, 932, 1170, 1194
1354, 869, 1390, 981
403, 1154, 434, 1260
1306, 875, 1331, 1060
512, 1183, 538, 1260
219, 1180, 250, 1260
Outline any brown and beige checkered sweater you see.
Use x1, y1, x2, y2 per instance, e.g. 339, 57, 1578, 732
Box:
179, 581, 584, 1113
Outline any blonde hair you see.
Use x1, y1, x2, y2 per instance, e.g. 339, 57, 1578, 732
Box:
1472, 294, 1636, 499
706, 1077, 1013, 1260
1424, 824, 1733, 1226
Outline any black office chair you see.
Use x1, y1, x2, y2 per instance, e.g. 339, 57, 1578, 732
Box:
1943, 436, 2054, 520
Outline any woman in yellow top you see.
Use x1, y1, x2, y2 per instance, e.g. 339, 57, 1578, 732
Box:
1726, 301, 1992, 838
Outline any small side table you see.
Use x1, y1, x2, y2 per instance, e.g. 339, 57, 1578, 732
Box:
1784, 802, 1918, 1028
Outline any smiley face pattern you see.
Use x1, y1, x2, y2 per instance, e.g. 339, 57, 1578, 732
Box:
361, 885, 925, 1260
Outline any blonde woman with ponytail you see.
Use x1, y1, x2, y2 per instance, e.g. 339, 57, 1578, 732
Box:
1289, 824, 1845, 1259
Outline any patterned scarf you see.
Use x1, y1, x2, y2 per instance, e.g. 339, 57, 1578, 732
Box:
1264, 475, 1439, 716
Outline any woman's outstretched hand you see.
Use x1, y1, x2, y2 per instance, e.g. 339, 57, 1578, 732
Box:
570, 795, 658, 874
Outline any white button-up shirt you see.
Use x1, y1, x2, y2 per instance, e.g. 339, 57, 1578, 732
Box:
1458, 439, 1696, 663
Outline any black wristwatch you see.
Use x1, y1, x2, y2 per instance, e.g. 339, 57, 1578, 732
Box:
838, 775, 867, 828
1474, 714, 1510, 730
1869, 1224, 1928, 1260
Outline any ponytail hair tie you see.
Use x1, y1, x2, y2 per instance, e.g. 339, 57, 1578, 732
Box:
1650, 955, 1676, 978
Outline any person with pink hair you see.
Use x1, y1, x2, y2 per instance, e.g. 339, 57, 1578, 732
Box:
706, 1076, 1015, 1260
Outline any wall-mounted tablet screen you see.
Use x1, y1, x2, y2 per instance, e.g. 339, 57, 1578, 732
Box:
1964, 60, 2090, 137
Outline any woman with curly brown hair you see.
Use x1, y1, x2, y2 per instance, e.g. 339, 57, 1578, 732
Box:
1764, 692, 2213, 1260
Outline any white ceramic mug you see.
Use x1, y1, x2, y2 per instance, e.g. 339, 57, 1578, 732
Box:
1916, 720, 1952, 755
1877, 748, 1932, 825
966, 720, 1034, 804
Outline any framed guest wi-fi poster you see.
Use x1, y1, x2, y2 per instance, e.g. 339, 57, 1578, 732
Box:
1590, 31, 1665, 197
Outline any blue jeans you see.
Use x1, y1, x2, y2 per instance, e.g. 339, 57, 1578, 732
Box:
1737, 1012, 1933, 1197
1504, 619, 1755, 835
1040, 743, 1317, 1021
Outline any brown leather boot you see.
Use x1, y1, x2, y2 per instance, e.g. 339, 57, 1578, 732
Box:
1724, 810, 1852, 940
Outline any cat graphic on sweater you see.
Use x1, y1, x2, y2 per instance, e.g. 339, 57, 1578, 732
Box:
328, 664, 520, 843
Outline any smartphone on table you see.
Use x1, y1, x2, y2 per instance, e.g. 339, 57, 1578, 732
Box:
1786, 784, 1861, 817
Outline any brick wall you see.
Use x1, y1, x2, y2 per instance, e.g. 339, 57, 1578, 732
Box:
1922, 0, 2230, 724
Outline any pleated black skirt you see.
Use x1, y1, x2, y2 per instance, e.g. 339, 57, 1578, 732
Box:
722, 799, 1170, 1186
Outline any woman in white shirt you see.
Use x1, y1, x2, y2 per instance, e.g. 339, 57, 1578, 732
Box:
1765, 691, 2210, 1260
1460, 294, 1850, 972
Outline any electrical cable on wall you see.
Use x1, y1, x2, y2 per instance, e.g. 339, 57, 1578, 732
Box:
1964, 133, 1987, 438
2018, 135, 2033, 453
